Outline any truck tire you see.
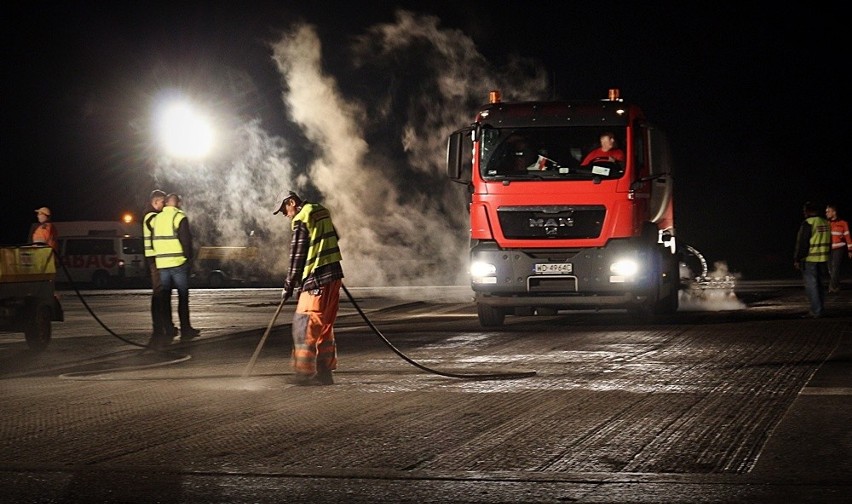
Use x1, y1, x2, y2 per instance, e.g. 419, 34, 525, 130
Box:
653, 258, 680, 315
25, 304, 52, 352
477, 303, 505, 328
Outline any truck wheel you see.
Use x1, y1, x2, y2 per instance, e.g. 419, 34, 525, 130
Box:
477, 303, 505, 327
652, 252, 680, 315
628, 303, 654, 324
25, 304, 52, 352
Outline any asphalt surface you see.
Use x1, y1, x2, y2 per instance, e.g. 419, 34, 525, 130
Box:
0, 283, 850, 503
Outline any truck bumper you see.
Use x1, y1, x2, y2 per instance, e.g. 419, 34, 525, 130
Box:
469, 238, 664, 310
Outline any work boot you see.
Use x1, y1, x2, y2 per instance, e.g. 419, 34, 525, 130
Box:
146, 333, 169, 351
180, 327, 200, 341
316, 369, 334, 385
286, 374, 323, 386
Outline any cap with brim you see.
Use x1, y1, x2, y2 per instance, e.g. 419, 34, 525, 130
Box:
273, 191, 299, 215
35, 207, 51, 217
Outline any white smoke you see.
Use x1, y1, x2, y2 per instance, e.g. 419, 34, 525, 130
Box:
152, 10, 550, 287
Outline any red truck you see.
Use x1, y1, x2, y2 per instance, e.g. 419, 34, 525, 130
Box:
447, 89, 681, 327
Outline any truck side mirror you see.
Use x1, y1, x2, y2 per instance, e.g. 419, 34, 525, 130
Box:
446, 129, 471, 184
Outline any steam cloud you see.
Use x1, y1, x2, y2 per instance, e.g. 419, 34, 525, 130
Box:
151, 10, 549, 287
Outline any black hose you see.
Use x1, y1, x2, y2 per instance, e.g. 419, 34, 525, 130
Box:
342, 284, 536, 381
53, 248, 184, 355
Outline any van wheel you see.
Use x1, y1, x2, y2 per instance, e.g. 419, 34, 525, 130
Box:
25, 304, 51, 352
477, 303, 505, 327
92, 271, 110, 289
208, 272, 225, 288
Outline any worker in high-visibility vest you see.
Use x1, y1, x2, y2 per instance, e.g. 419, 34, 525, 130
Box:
143, 189, 176, 349
32, 207, 58, 252
274, 191, 344, 386
794, 201, 831, 318
151, 193, 200, 343
825, 203, 852, 294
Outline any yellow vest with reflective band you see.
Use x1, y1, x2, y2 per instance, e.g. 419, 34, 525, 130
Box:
143, 211, 157, 258
804, 216, 831, 263
152, 206, 188, 269
291, 203, 342, 280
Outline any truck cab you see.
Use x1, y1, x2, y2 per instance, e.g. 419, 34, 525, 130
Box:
447, 89, 680, 327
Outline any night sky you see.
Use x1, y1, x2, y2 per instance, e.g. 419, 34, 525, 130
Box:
3, 1, 847, 282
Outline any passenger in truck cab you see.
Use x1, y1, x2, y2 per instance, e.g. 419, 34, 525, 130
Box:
581, 132, 625, 165
506, 134, 548, 172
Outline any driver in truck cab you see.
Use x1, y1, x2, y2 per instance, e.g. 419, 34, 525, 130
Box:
581, 131, 625, 165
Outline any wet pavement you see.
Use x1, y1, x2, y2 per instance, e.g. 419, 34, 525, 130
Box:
0, 283, 850, 503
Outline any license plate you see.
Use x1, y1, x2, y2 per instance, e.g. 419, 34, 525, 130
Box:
534, 263, 572, 274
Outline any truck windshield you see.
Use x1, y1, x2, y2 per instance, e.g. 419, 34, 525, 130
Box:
480, 127, 627, 181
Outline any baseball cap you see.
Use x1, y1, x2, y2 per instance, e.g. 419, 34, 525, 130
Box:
273, 191, 300, 215
34, 207, 51, 217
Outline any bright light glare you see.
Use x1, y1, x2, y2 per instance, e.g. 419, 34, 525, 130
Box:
610, 259, 639, 276
158, 102, 214, 159
470, 261, 497, 282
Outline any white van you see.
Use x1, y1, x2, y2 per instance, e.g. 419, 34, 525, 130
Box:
27, 221, 147, 289
55, 235, 147, 288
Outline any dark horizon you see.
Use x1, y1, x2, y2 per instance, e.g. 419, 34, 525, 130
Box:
3, 2, 847, 282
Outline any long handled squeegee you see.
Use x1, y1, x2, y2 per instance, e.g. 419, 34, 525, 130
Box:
241, 295, 289, 378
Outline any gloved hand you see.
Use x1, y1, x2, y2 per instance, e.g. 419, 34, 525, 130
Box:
281, 287, 292, 300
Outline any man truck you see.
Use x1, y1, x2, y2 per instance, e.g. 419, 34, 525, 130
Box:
447, 89, 681, 327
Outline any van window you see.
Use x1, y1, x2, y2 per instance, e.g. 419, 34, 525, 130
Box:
64, 238, 116, 256
122, 238, 144, 255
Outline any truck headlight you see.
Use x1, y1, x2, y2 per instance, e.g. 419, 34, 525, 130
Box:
610, 259, 638, 282
470, 261, 497, 284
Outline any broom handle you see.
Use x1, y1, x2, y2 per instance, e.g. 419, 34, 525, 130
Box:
241, 295, 288, 378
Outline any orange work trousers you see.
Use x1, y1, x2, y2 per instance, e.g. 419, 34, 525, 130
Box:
291, 279, 341, 376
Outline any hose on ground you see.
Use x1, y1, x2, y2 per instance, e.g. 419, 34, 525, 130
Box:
342, 284, 536, 381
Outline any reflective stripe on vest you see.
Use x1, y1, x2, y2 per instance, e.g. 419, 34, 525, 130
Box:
143, 211, 157, 258
804, 216, 831, 263
152, 206, 187, 268
291, 203, 342, 280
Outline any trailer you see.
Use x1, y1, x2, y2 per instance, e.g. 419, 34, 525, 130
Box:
0, 245, 64, 351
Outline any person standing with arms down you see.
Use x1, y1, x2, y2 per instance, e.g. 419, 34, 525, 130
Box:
151, 193, 200, 342
794, 201, 831, 318
143, 190, 177, 349
273, 191, 344, 386
825, 203, 852, 294
32, 207, 58, 251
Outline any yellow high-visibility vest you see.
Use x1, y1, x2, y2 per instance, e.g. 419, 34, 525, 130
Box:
143, 211, 157, 258
152, 206, 187, 269
291, 203, 342, 280
803, 216, 831, 263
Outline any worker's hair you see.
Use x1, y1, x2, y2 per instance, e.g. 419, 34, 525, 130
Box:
165, 193, 181, 206
803, 201, 821, 215
149, 189, 166, 201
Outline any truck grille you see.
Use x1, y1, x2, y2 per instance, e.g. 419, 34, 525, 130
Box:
497, 205, 605, 239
